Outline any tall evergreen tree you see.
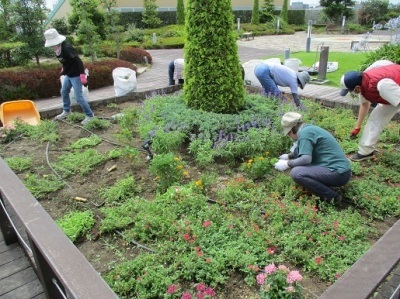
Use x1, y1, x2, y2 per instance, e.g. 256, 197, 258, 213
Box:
184, 0, 244, 113
100, 0, 124, 59
280, 0, 288, 23
251, 0, 260, 25
261, 0, 275, 23
176, 0, 185, 25
12, 0, 49, 65
76, 3, 101, 61
142, 0, 161, 28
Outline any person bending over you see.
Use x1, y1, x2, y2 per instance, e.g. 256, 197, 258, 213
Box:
254, 62, 310, 109
339, 60, 400, 162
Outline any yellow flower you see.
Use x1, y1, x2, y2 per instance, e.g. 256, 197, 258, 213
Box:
183, 170, 189, 177
177, 165, 183, 170
248, 159, 253, 163
174, 157, 180, 161
195, 180, 202, 186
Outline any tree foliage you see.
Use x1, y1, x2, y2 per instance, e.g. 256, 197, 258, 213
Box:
9, 0, 49, 65
251, 0, 260, 25
280, 0, 289, 22
100, 0, 124, 59
261, 0, 276, 23
184, 0, 245, 113
176, 0, 185, 25
358, 0, 389, 25
75, 3, 101, 61
68, 0, 105, 39
320, 0, 355, 24
142, 0, 161, 28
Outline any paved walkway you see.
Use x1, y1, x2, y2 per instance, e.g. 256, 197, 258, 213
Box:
34, 31, 392, 116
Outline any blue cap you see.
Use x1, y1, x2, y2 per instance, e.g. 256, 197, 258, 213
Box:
340, 71, 362, 96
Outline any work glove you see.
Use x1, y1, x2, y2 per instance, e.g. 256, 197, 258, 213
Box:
278, 154, 289, 160
274, 159, 289, 171
80, 74, 88, 86
350, 127, 361, 139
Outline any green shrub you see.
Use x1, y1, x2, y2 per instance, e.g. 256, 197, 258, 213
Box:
184, 0, 245, 113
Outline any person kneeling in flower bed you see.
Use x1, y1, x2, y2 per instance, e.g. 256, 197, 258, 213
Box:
274, 112, 351, 204
257, 263, 303, 298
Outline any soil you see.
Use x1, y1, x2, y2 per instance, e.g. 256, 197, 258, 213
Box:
1, 101, 398, 299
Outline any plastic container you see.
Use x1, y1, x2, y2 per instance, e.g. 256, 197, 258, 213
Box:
284, 58, 301, 72
0, 100, 41, 127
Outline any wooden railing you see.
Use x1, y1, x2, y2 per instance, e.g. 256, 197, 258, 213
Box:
0, 157, 118, 299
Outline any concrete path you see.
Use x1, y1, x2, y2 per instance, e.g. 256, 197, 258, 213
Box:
33, 30, 393, 118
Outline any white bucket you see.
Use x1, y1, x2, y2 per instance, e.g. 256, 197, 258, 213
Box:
284, 58, 301, 72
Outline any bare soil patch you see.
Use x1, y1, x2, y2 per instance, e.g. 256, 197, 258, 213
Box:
1, 101, 397, 298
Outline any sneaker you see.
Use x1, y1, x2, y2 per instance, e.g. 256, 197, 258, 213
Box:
349, 152, 374, 162
54, 111, 70, 120
81, 115, 94, 125
332, 193, 343, 205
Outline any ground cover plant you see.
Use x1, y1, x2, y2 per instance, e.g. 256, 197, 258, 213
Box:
0, 93, 399, 298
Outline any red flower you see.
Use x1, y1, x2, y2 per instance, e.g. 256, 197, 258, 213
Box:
202, 220, 212, 228
267, 246, 276, 254
315, 256, 322, 264
183, 233, 190, 241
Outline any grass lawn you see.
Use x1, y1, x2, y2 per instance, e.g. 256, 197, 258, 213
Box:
262, 51, 369, 88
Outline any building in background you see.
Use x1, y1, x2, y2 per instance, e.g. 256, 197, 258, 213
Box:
45, 0, 284, 26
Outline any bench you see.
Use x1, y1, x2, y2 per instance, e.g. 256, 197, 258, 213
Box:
326, 24, 350, 34
240, 32, 254, 41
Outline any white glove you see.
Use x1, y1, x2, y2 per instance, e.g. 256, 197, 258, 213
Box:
274, 160, 289, 171
278, 154, 289, 160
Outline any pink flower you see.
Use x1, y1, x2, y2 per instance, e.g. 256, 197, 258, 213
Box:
196, 283, 206, 292
167, 284, 179, 294
287, 270, 302, 284
196, 293, 205, 299
315, 256, 322, 265
202, 220, 212, 228
264, 263, 277, 274
256, 273, 266, 285
338, 235, 346, 241
204, 287, 215, 296
181, 292, 192, 299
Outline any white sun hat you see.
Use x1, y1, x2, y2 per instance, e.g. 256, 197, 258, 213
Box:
44, 28, 66, 47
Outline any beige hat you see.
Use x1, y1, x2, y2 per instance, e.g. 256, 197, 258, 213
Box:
281, 112, 302, 135
44, 28, 66, 47
296, 71, 310, 89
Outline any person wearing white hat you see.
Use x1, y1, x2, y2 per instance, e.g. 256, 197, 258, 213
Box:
274, 112, 351, 204
44, 28, 94, 125
254, 62, 310, 109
